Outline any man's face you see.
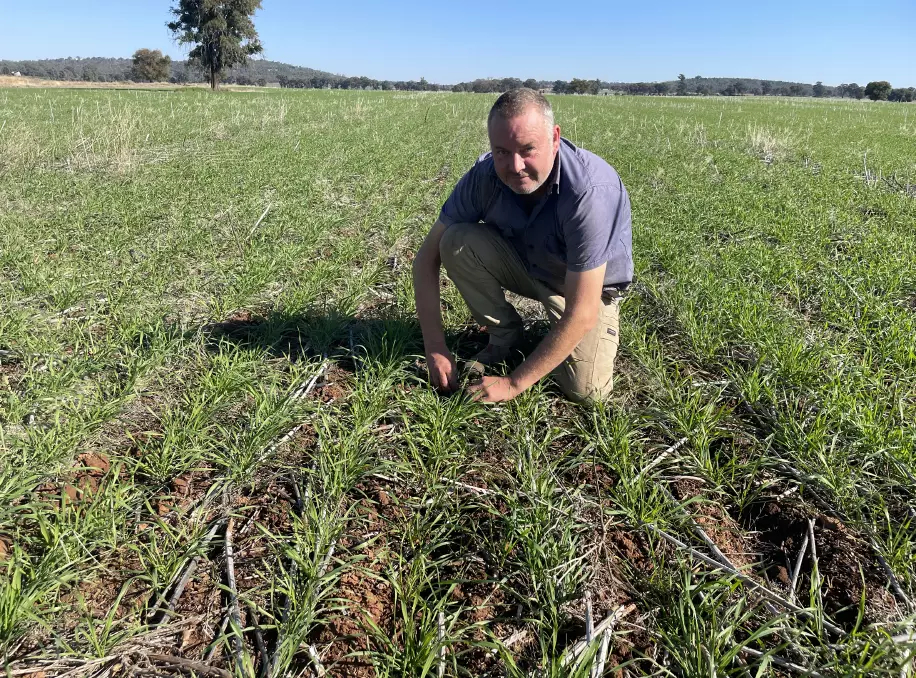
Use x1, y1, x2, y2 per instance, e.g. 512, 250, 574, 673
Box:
488, 107, 560, 196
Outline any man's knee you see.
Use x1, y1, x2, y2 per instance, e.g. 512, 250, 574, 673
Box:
438, 222, 487, 268
556, 372, 613, 405
438, 223, 458, 262
553, 343, 616, 404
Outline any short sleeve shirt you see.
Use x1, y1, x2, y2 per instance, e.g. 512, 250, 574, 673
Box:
438, 138, 633, 294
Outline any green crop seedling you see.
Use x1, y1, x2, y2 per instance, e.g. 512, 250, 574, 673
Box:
1, 88, 914, 676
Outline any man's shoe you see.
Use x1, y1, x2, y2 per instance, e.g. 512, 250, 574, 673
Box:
462, 343, 516, 384
470, 342, 515, 366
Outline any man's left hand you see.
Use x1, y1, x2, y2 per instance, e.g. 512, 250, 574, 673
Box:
467, 376, 520, 403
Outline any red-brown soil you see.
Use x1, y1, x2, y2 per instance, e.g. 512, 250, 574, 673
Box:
741, 500, 899, 626
672, 478, 755, 570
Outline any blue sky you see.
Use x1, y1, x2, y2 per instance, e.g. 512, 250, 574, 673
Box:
1, 1, 914, 86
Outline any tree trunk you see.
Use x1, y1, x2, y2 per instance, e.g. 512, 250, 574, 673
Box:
210, 65, 218, 91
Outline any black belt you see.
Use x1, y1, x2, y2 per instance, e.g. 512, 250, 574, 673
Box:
602, 282, 630, 300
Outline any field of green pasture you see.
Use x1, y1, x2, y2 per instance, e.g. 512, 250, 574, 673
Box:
1, 87, 915, 677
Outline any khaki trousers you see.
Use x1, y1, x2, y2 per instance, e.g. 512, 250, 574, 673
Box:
439, 222, 620, 403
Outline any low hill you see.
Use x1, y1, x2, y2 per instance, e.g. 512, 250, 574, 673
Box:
0, 56, 341, 85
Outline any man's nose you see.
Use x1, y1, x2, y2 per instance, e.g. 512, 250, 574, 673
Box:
512, 154, 525, 173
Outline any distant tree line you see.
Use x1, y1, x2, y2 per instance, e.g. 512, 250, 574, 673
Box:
447, 76, 913, 101
1, 57, 912, 102
450, 78, 542, 92
887, 87, 915, 102
646, 76, 816, 97
278, 74, 449, 91
0, 57, 134, 82
597, 76, 912, 101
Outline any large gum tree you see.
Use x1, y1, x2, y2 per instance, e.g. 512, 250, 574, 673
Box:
168, 0, 263, 90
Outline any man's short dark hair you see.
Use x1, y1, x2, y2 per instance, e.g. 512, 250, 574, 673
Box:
487, 88, 555, 129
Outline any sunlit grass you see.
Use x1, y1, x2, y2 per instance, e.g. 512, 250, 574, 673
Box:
1, 88, 914, 676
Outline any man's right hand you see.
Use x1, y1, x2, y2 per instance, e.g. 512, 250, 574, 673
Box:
413, 221, 458, 393
425, 346, 458, 392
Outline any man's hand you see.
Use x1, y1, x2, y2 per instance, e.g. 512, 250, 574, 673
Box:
502, 265, 607, 394
426, 346, 459, 392
467, 376, 519, 403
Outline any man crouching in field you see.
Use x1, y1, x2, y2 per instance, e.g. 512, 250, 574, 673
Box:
412, 88, 633, 403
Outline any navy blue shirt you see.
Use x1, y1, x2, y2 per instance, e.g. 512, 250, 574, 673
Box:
439, 138, 633, 294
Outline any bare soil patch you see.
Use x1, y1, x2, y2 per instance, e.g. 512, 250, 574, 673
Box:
742, 500, 899, 625
0, 355, 25, 391
309, 478, 408, 677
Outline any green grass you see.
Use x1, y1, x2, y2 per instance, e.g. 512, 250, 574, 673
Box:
1, 87, 915, 676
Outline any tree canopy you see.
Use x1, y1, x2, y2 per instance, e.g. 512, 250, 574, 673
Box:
721, 80, 745, 96
168, 0, 263, 90
888, 87, 915, 102
131, 49, 171, 82
865, 81, 892, 101
676, 74, 687, 95
841, 83, 865, 99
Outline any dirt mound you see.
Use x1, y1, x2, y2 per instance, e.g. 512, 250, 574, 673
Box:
743, 501, 899, 625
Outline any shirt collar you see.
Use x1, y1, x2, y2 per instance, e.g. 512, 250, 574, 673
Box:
548, 145, 562, 194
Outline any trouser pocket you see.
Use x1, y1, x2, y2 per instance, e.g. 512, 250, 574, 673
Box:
590, 324, 619, 395
556, 299, 620, 402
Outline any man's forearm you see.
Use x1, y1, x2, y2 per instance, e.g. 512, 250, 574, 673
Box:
413, 262, 447, 350
509, 313, 595, 392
